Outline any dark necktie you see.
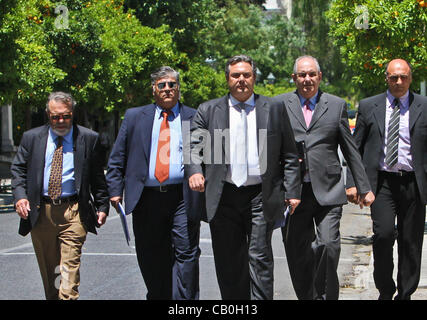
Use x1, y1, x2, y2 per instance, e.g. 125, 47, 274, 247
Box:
385, 98, 400, 167
155, 110, 171, 184
48, 136, 63, 200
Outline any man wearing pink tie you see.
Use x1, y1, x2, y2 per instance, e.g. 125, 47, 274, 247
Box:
274, 55, 375, 300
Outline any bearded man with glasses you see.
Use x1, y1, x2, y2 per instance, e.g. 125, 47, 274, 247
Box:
11, 91, 109, 299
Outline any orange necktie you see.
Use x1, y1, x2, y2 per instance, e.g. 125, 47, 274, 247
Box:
155, 110, 171, 183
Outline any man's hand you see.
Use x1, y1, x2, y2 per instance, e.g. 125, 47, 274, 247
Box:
346, 187, 358, 204
359, 191, 375, 209
285, 198, 301, 215
110, 196, 122, 211
189, 173, 205, 192
97, 211, 108, 226
15, 199, 30, 219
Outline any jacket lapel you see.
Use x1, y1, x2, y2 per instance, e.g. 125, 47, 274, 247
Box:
36, 125, 49, 192
73, 125, 84, 194
140, 104, 156, 163
255, 94, 269, 157
409, 92, 422, 132
308, 91, 327, 130
214, 96, 230, 164
372, 93, 387, 137
179, 102, 193, 122
287, 91, 307, 129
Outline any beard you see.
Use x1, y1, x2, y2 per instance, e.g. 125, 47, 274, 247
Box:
50, 124, 72, 136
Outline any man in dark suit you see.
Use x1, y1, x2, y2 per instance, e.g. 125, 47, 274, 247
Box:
275, 55, 375, 300
11, 91, 109, 300
346, 59, 427, 300
107, 66, 201, 300
187, 55, 301, 300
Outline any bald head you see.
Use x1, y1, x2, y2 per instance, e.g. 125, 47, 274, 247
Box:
386, 59, 412, 98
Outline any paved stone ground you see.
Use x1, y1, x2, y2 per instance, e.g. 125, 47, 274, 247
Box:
339, 203, 427, 300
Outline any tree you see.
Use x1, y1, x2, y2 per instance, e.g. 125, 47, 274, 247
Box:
265, 12, 306, 81
292, 0, 347, 86
327, 0, 427, 96
123, 0, 217, 58
200, 4, 305, 83
0, 0, 65, 107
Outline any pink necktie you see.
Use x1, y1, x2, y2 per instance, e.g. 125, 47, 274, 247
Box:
303, 100, 312, 127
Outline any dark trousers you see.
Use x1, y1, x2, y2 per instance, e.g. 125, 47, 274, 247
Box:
132, 185, 200, 300
209, 183, 274, 300
371, 171, 425, 300
283, 182, 342, 300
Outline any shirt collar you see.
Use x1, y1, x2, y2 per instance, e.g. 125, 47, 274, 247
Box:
387, 90, 409, 108
298, 91, 319, 110
229, 93, 255, 108
49, 126, 73, 144
156, 102, 179, 119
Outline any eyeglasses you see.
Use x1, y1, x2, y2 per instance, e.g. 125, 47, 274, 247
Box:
49, 113, 72, 121
296, 72, 319, 78
230, 72, 253, 79
387, 74, 410, 82
157, 81, 177, 90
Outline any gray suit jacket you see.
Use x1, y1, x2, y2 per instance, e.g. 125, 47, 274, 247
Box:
346, 91, 427, 204
186, 94, 301, 222
276, 91, 371, 206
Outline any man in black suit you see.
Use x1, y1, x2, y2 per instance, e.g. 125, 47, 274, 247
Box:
346, 59, 427, 300
187, 55, 301, 299
107, 66, 201, 300
275, 55, 375, 300
11, 91, 109, 300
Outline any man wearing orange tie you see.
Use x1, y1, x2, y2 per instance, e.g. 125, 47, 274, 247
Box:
107, 66, 202, 300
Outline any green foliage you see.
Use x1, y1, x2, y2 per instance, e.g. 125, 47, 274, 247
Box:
265, 13, 307, 81
179, 62, 228, 108
0, 0, 66, 106
327, 0, 427, 95
254, 83, 295, 97
292, 0, 348, 89
200, 5, 306, 83
124, 0, 217, 58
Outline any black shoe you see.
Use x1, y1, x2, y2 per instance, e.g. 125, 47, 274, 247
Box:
394, 294, 410, 300
378, 293, 393, 300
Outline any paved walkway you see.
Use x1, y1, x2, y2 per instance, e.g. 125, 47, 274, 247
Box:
339, 203, 427, 300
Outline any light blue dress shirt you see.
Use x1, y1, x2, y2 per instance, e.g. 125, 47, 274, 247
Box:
298, 92, 319, 112
43, 127, 76, 196
145, 103, 184, 186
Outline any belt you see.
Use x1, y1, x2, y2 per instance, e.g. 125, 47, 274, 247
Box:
380, 170, 415, 178
224, 182, 262, 189
42, 194, 79, 206
144, 184, 181, 193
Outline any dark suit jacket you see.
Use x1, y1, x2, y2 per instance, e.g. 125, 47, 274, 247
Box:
106, 102, 205, 222
186, 94, 301, 223
276, 91, 371, 206
346, 91, 427, 204
11, 124, 110, 236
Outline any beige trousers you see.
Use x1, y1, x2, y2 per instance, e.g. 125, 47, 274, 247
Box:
31, 201, 87, 300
